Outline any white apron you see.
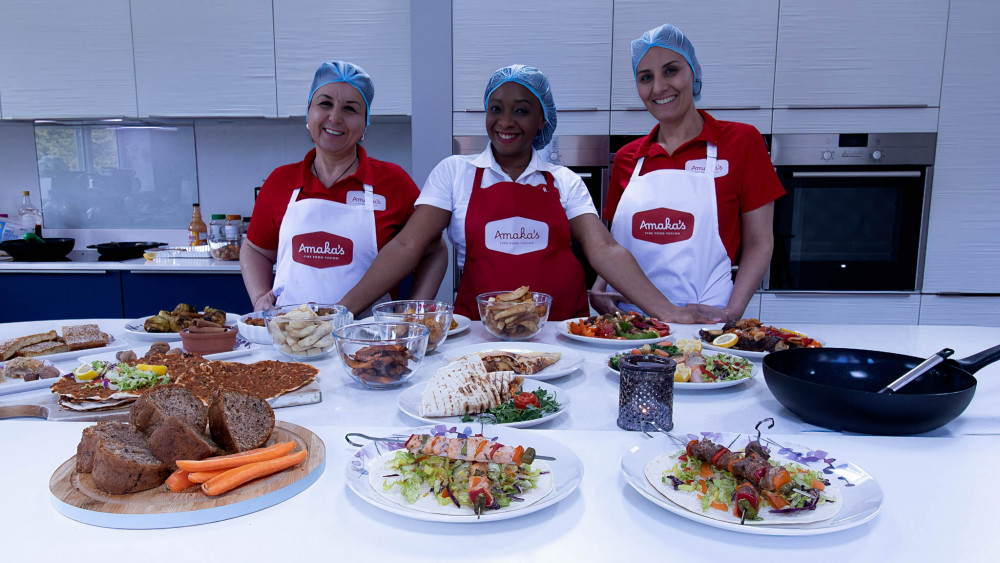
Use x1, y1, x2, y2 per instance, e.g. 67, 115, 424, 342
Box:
272, 184, 388, 312
609, 142, 732, 309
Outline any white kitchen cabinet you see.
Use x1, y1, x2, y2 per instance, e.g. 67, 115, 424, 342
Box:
0, 0, 137, 119
773, 0, 948, 109
454, 112, 610, 137
611, 1, 778, 113
131, 0, 276, 117
453, 0, 613, 115
759, 293, 921, 325
919, 295, 1000, 327
921, 0, 1000, 293
611, 109, 772, 136
273, 0, 411, 117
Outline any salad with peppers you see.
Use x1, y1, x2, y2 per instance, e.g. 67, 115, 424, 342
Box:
608, 341, 754, 384
567, 312, 670, 340
461, 388, 561, 424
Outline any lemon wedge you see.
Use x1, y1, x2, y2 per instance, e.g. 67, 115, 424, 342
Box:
712, 333, 739, 348
676, 338, 703, 353
73, 364, 99, 381
136, 364, 168, 376
674, 363, 692, 383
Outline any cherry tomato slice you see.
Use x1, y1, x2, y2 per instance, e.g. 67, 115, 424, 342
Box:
514, 392, 541, 410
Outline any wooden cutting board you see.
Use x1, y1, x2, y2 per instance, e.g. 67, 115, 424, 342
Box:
49, 421, 325, 529
0, 381, 322, 421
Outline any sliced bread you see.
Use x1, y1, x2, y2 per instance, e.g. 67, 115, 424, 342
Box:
76, 422, 135, 473
130, 385, 208, 435
147, 415, 220, 467
91, 435, 170, 494
208, 389, 274, 453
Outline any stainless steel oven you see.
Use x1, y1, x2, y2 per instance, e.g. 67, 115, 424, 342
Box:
767, 133, 936, 291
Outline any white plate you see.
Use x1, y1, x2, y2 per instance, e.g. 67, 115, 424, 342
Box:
443, 342, 584, 381
699, 332, 825, 360
448, 314, 472, 336
604, 349, 758, 390
397, 379, 569, 428
0, 333, 130, 366
346, 424, 583, 523
236, 311, 271, 345
124, 313, 241, 341
556, 318, 673, 347
77, 336, 255, 366
621, 432, 883, 535
0, 359, 61, 396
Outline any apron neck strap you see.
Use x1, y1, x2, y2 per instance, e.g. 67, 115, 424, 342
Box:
287, 188, 302, 206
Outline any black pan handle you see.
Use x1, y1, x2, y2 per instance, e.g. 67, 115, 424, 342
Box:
952, 343, 1000, 375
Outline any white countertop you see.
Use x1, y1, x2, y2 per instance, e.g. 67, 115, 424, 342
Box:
1, 319, 998, 559
0, 256, 243, 272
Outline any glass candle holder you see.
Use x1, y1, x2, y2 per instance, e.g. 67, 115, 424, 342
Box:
617, 355, 676, 431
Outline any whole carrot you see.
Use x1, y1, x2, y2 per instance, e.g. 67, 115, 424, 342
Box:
176, 441, 296, 472
188, 469, 228, 483
165, 469, 197, 492
201, 449, 308, 496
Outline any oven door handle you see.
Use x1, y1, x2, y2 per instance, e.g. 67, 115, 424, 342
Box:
790, 171, 923, 178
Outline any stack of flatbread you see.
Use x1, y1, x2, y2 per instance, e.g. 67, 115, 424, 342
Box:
476, 351, 561, 375
419, 355, 524, 417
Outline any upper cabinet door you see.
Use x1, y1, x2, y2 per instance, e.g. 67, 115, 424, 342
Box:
273, 1, 411, 118
131, 0, 276, 117
611, 0, 778, 112
774, 0, 948, 109
0, 0, 137, 119
453, 0, 613, 112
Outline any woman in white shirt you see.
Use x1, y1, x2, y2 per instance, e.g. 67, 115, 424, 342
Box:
340, 65, 679, 321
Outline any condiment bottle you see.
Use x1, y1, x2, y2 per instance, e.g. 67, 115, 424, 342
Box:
18, 190, 42, 237
223, 214, 243, 240
187, 203, 208, 246
209, 214, 226, 242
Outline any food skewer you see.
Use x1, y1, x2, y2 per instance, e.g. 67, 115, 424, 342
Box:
344, 432, 555, 461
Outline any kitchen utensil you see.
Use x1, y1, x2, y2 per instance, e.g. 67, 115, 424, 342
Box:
87, 241, 167, 261
0, 238, 75, 261
762, 344, 1000, 435
878, 348, 954, 393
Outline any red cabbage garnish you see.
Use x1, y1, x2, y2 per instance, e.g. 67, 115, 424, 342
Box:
443, 486, 460, 508
667, 475, 684, 490
382, 473, 400, 478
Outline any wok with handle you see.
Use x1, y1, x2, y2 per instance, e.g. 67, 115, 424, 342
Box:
762, 343, 1000, 435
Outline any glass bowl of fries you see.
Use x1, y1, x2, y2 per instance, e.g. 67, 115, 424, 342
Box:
371, 300, 454, 352
332, 321, 430, 389
476, 290, 552, 341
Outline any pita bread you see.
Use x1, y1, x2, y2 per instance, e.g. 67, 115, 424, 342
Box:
418, 356, 525, 417
476, 351, 561, 375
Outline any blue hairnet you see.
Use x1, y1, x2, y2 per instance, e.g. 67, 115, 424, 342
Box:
307, 61, 374, 126
483, 65, 557, 150
631, 24, 703, 101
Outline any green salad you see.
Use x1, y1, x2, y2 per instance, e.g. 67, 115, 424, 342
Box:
461, 388, 561, 424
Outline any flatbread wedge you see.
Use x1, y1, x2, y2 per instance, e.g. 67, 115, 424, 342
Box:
419, 356, 524, 417
476, 351, 561, 375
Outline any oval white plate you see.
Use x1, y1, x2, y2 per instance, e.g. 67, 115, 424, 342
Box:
621, 432, 883, 535
0, 332, 130, 366
604, 349, 758, 390
0, 358, 60, 396
443, 342, 583, 381
556, 318, 673, 347
346, 424, 583, 523
448, 314, 472, 336
699, 331, 825, 360
397, 379, 569, 428
77, 337, 255, 366
124, 313, 241, 341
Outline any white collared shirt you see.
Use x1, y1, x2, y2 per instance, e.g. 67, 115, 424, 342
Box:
416, 146, 598, 268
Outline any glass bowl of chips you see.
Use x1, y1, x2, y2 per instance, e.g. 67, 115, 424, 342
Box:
371, 300, 454, 352
476, 287, 551, 341
263, 303, 354, 360
332, 321, 430, 389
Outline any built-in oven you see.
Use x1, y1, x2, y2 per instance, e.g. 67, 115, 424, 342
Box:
767, 133, 936, 291
452, 136, 610, 289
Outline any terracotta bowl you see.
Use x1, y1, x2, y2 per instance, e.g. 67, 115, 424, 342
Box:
179, 326, 238, 355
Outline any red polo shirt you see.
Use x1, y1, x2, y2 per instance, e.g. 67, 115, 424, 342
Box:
248, 146, 419, 251
603, 110, 785, 262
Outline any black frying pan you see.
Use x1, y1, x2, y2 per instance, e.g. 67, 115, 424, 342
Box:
87, 241, 167, 261
0, 238, 75, 261
762, 344, 1000, 435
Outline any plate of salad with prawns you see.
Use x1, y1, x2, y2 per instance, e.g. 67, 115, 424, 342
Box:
605, 339, 757, 389
559, 312, 672, 346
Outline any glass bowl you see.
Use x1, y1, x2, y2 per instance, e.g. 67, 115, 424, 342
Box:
476, 291, 552, 341
371, 300, 454, 352
263, 303, 354, 361
332, 321, 430, 389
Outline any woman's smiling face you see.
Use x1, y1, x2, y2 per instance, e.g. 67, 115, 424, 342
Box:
485, 82, 545, 159
308, 82, 366, 156
635, 46, 697, 123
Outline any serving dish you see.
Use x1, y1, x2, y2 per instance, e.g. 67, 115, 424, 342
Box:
124, 313, 240, 341
397, 379, 569, 428
0, 359, 60, 396
444, 342, 583, 381
448, 314, 472, 336
557, 318, 673, 347
605, 349, 758, 390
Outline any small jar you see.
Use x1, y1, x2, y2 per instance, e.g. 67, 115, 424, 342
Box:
210, 214, 244, 260
209, 214, 226, 242
223, 214, 243, 240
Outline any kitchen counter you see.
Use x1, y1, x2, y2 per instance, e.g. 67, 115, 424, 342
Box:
1, 319, 996, 560
0, 250, 244, 272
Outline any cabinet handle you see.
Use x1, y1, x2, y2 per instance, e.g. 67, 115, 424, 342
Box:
791, 171, 922, 179
780, 104, 930, 110
463, 107, 600, 112
128, 270, 242, 275
618, 106, 763, 111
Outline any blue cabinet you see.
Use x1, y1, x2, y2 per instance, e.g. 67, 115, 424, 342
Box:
121, 271, 252, 318
0, 270, 123, 322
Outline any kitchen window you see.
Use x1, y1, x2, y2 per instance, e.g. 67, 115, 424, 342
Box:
33, 120, 198, 229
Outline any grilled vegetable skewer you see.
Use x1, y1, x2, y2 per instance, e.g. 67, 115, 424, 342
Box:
404, 434, 536, 465
686, 438, 794, 497
468, 462, 494, 517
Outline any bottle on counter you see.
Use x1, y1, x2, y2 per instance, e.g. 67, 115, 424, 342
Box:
209, 213, 226, 242
18, 190, 42, 237
187, 203, 208, 246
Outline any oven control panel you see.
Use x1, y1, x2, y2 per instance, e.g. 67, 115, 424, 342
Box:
771, 133, 937, 166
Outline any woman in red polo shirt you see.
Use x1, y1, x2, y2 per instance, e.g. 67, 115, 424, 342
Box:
591, 24, 785, 324
241, 61, 447, 312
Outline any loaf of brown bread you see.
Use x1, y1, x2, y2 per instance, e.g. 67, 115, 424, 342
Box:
208, 389, 274, 453
147, 415, 220, 467
91, 436, 170, 494
76, 422, 134, 473
130, 385, 208, 435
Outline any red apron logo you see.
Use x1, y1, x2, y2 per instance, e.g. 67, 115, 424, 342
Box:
292, 232, 353, 268
484, 217, 549, 255
632, 208, 694, 244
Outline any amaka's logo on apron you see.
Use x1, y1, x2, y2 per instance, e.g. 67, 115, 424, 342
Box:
292, 232, 353, 268
632, 208, 695, 244
484, 216, 549, 255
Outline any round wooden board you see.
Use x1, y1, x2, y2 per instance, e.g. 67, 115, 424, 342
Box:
49, 421, 325, 529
